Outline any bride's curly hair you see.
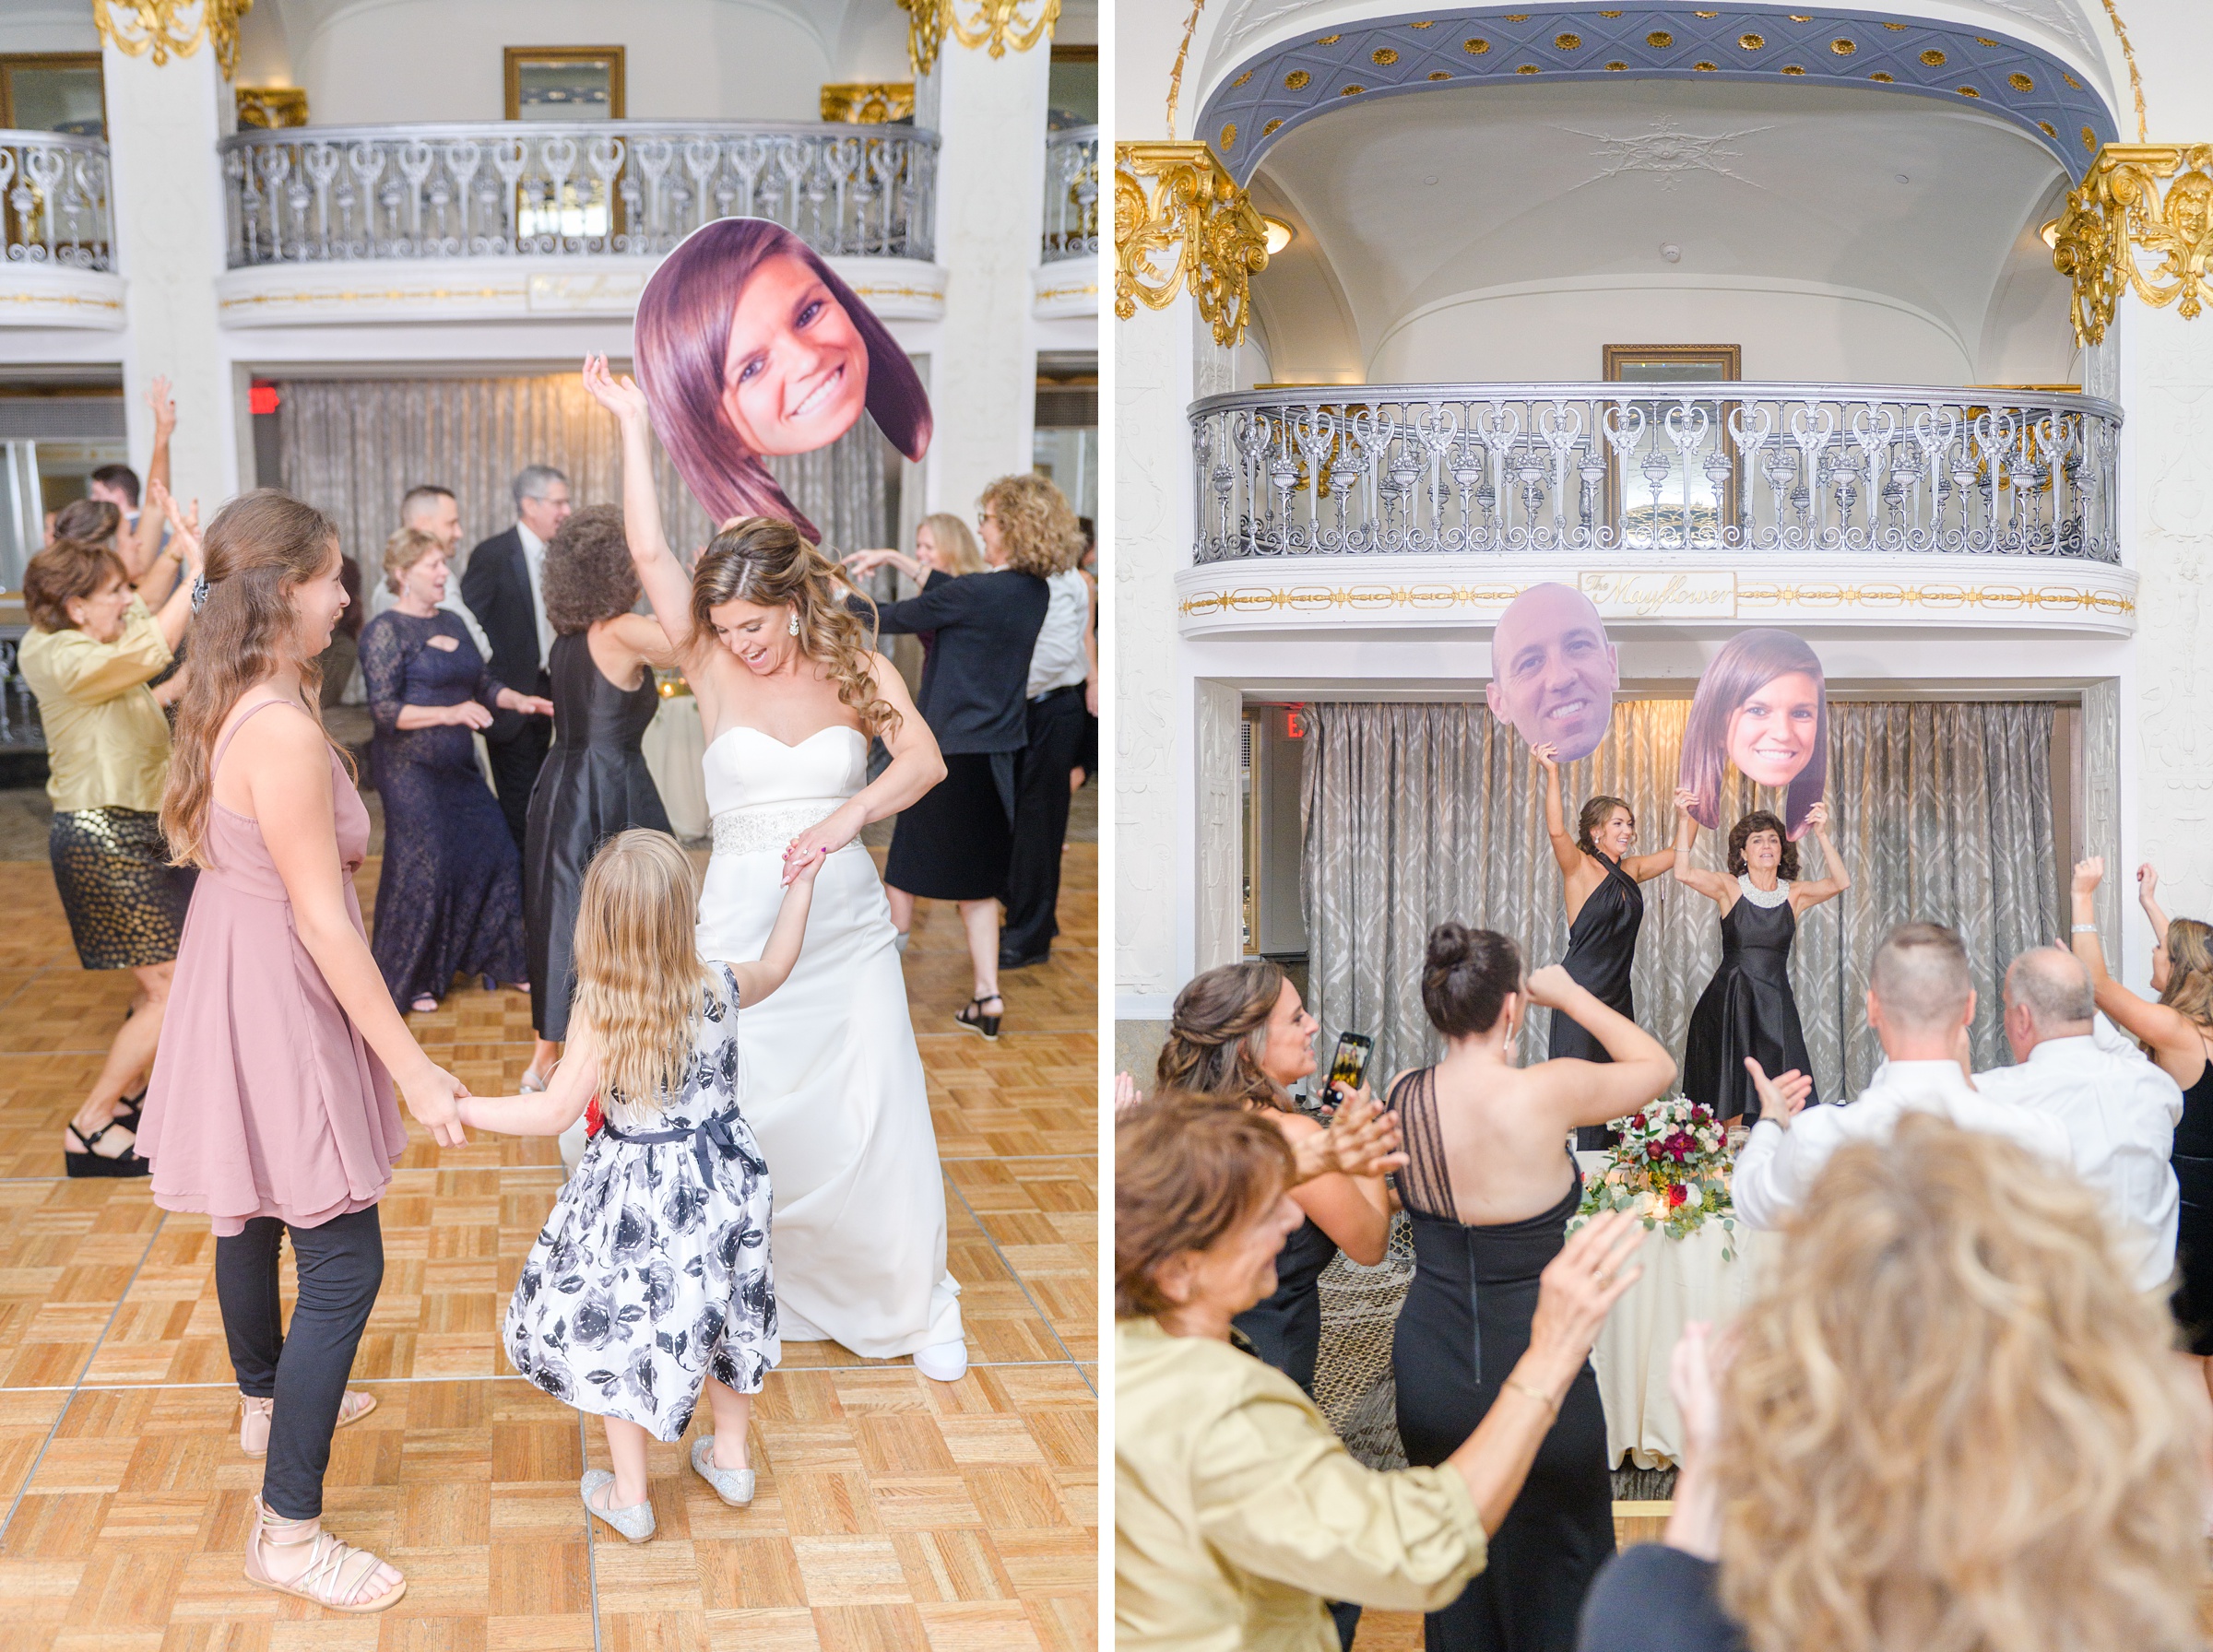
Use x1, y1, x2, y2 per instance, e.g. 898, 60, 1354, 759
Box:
689, 514, 897, 738
1713, 1115, 2207, 1652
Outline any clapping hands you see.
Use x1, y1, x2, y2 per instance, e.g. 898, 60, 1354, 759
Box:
1742, 1057, 1813, 1127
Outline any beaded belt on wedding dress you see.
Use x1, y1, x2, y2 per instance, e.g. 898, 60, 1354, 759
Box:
710, 803, 839, 858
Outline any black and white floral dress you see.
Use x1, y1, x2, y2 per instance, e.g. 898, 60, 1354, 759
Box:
503, 964, 779, 1440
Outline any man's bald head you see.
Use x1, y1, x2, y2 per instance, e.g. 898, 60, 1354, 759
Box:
1867, 923, 1974, 1051
1485, 582, 1618, 762
2003, 945, 2093, 1058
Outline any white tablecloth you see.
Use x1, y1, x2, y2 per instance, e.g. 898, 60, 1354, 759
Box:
1579, 1152, 1774, 1469
641, 694, 709, 842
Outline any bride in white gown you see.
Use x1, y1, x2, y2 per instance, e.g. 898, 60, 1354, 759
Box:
583, 356, 966, 1378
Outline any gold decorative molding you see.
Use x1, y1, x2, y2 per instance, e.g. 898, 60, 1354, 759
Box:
1178, 580, 2136, 621
1114, 140, 1268, 348
235, 85, 307, 129
820, 82, 915, 124
1166, 0, 1208, 137
2053, 145, 2213, 345
2094, 0, 2148, 142
895, 0, 1059, 78
93, 0, 253, 80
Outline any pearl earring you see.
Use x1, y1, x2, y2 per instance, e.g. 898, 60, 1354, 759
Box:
787, 612, 800, 636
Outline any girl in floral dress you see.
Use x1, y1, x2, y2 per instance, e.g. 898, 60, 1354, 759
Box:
459, 828, 820, 1541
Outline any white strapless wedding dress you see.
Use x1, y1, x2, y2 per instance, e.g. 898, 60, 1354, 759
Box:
694, 725, 963, 1360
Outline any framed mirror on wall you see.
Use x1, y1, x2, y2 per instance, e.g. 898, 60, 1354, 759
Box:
503, 47, 625, 242
1603, 343, 1742, 552
0, 54, 105, 137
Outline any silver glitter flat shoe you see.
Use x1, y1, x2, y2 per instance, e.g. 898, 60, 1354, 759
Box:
580, 1470, 656, 1542
689, 1436, 756, 1506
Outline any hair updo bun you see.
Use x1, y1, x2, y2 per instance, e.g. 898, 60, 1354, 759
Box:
1422, 922, 1522, 1038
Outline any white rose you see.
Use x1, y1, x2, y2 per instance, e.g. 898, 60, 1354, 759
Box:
1682, 1182, 1704, 1210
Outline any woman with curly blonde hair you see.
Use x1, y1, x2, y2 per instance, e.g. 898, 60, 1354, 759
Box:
1576, 1113, 2209, 1652
582, 354, 969, 1385
846, 471, 1075, 1032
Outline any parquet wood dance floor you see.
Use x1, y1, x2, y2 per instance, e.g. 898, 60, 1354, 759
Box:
0, 835, 1098, 1650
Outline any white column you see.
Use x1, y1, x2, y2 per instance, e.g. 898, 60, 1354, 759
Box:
102, 36, 240, 509
919, 38, 1049, 519
1116, 290, 1194, 1016
2120, 6, 2213, 985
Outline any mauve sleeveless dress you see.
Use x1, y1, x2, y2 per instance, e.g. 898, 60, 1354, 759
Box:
136, 700, 408, 1234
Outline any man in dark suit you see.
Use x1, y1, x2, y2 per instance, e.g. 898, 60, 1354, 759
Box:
462, 464, 572, 846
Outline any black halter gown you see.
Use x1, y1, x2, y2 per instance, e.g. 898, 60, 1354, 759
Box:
1681, 884, 1815, 1126
2171, 1046, 2213, 1355
1549, 851, 1643, 1150
1389, 1068, 1615, 1651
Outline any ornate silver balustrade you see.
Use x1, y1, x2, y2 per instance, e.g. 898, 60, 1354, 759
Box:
1043, 125, 1097, 263
1190, 384, 2123, 565
218, 121, 937, 266
0, 131, 111, 270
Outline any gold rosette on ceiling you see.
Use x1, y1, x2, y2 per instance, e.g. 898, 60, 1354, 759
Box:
896, 0, 1062, 79
93, 0, 254, 80
1114, 141, 1270, 348
2052, 146, 2213, 345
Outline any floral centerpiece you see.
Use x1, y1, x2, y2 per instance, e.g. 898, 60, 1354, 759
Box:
1571, 1096, 1737, 1257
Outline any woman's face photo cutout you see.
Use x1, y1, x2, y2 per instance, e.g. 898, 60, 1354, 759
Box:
1677, 628, 1828, 837
632, 218, 932, 544
1485, 582, 1619, 763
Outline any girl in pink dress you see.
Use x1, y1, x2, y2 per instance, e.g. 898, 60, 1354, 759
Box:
138, 490, 469, 1616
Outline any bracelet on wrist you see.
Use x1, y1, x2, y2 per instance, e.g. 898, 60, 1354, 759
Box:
2071, 923, 2100, 934
1502, 1375, 1560, 1418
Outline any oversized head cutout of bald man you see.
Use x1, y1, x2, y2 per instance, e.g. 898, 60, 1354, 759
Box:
1485, 583, 1619, 762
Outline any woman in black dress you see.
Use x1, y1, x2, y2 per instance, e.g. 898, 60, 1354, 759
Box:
1677, 803, 1848, 1124
361, 527, 551, 1012
1534, 744, 1686, 1147
519, 505, 678, 1088
1388, 925, 1675, 1652
843, 474, 1078, 1040
2071, 856, 2213, 1396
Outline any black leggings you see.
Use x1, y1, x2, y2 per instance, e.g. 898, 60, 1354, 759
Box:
215, 1205, 385, 1520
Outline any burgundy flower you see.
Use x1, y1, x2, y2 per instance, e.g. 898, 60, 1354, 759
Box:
1630, 1114, 1648, 1131
1668, 1183, 1688, 1208
1647, 1141, 1663, 1160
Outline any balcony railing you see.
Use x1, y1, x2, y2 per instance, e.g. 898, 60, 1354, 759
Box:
218, 121, 938, 267
1043, 124, 1097, 263
1, 131, 111, 270
1190, 384, 2123, 565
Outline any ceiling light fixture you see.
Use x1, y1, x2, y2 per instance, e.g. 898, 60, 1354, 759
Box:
1661, 242, 1682, 262
1262, 216, 1295, 254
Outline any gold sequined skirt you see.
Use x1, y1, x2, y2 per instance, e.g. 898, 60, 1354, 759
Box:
49, 808, 195, 971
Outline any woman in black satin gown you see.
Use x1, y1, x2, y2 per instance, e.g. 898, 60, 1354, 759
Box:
1533, 745, 1685, 1148
1387, 925, 1675, 1652
520, 505, 679, 1088
1677, 804, 1849, 1125
2071, 856, 2213, 1397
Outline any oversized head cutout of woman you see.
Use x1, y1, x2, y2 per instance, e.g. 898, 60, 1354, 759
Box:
1677, 628, 1828, 836
633, 218, 932, 544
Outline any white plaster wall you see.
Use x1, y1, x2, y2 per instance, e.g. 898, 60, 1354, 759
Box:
295, 0, 832, 124
0, 5, 98, 54
1369, 280, 1976, 386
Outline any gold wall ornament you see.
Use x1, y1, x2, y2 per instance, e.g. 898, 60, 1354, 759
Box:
897, 0, 1059, 78
93, 0, 253, 80
819, 82, 916, 124
2052, 145, 2213, 345
1114, 140, 1269, 348
234, 86, 307, 129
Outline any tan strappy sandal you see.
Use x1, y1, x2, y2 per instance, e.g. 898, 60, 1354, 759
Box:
242, 1497, 407, 1613
240, 1388, 376, 1457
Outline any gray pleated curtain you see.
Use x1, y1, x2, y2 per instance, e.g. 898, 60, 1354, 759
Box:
273, 373, 893, 572
1300, 700, 2059, 1105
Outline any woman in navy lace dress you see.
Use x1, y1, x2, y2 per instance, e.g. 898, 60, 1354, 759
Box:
361, 527, 551, 1012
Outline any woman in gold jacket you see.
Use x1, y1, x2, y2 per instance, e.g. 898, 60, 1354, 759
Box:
1115, 1095, 1646, 1650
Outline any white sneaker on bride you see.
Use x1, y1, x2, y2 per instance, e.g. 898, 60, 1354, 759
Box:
913, 1339, 968, 1382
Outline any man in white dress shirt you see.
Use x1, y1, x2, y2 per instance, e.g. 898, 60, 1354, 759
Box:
1734, 922, 2072, 1229
1970, 945, 2182, 1292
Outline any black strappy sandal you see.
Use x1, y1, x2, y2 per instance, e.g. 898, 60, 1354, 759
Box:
955, 996, 1002, 1042
65, 1119, 150, 1178
112, 1085, 148, 1127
